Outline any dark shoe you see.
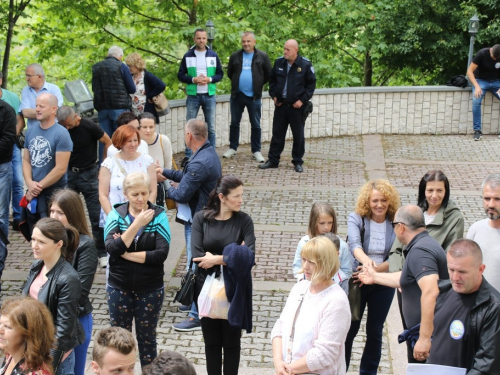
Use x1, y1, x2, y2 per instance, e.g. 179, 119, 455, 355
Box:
259, 161, 279, 169
178, 304, 190, 313
181, 156, 189, 168
294, 164, 303, 173
473, 130, 482, 141
11, 220, 19, 232
172, 317, 201, 332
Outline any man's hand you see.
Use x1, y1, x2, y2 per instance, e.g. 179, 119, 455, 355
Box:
155, 160, 167, 182
170, 181, 179, 188
413, 337, 431, 362
292, 100, 303, 109
474, 85, 483, 98
358, 264, 376, 285
27, 180, 43, 197
273, 97, 282, 107
194, 74, 210, 85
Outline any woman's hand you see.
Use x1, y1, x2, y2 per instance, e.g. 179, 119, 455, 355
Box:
274, 360, 289, 375
133, 209, 154, 228
193, 252, 222, 269
358, 264, 376, 285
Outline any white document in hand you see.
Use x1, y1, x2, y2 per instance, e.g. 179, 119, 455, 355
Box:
177, 203, 192, 223
406, 364, 466, 375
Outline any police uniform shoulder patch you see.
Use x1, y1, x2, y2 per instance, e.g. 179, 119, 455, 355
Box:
276, 56, 284, 60
310, 67, 315, 74
302, 57, 311, 62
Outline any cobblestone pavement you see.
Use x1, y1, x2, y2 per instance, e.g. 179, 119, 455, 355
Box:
3, 134, 499, 374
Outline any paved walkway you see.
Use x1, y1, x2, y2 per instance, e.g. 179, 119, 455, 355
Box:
3, 134, 500, 374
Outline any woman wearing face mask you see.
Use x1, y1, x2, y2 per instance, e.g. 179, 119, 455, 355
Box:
345, 179, 401, 375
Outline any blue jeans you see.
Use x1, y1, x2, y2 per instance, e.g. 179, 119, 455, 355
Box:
98, 108, 127, 163
185, 94, 216, 157
230, 93, 262, 153
68, 165, 105, 257
472, 79, 500, 131
107, 285, 164, 367
56, 350, 75, 375
74, 313, 93, 375
0, 162, 12, 285
345, 284, 395, 375
11, 146, 23, 222
184, 222, 199, 320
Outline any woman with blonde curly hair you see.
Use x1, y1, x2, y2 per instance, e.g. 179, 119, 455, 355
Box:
345, 179, 400, 374
0, 297, 55, 375
125, 52, 166, 123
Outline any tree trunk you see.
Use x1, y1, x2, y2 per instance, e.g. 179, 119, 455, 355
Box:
364, 50, 372, 86
1, 0, 15, 89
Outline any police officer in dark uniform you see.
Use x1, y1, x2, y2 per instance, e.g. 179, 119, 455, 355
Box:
259, 39, 316, 173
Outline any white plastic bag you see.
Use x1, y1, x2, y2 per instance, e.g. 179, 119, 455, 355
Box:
198, 266, 230, 319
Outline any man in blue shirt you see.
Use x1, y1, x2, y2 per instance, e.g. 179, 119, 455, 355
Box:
19, 63, 63, 128
224, 32, 272, 163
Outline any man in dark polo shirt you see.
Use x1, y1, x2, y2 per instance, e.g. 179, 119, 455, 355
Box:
428, 239, 500, 373
359, 205, 448, 363
57, 106, 112, 265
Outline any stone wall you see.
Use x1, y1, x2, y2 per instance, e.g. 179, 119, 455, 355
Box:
159, 86, 500, 154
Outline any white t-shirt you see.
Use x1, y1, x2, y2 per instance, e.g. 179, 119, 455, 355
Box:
194, 49, 208, 94
368, 220, 386, 265
424, 211, 436, 225
467, 219, 500, 292
107, 140, 149, 158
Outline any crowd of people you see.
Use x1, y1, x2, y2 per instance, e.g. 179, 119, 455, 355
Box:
0, 27, 499, 375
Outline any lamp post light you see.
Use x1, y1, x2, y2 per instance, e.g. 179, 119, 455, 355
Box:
206, 19, 215, 49
467, 14, 479, 83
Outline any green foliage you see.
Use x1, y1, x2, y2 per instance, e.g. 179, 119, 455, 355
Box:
2, 0, 500, 97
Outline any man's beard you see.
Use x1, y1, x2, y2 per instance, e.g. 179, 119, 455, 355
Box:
485, 208, 500, 220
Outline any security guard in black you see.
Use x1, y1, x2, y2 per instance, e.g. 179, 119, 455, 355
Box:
261, 39, 316, 172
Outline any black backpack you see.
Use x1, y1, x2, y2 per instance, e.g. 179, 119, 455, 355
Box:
447, 75, 468, 88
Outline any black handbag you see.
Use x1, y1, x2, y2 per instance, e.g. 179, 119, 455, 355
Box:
173, 260, 196, 306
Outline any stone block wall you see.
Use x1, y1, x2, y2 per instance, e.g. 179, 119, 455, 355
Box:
159, 86, 500, 154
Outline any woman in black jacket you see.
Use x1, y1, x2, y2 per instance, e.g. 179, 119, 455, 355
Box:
192, 175, 256, 375
104, 172, 171, 368
49, 189, 98, 375
22, 218, 85, 375
125, 52, 167, 123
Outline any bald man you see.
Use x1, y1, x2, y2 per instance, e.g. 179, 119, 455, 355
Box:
23, 93, 72, 227
260, 39, 316, 173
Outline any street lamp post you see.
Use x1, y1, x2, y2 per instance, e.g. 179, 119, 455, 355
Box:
206, 19, 215, 49
467, 14, 480, 82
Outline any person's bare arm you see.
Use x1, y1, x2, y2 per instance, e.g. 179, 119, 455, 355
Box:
39, 151, 71, 189
98, 167, 113, 215
23, 148, 42, 196
413, 274, 439, 361
21, 108, 37, 119
466, 62, 482, 98
16, 114, 25, 135
359, 266, 401, 288
147, 163, 157, 202
99, 133, 112, 160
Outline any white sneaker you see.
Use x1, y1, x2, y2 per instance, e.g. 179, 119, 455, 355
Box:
252, 151, 265, 163
223, 149, 237, 158
99, 257, 108, 268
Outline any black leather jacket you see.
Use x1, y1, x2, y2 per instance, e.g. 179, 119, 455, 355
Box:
23, 257, 85, 372
437, 278, 500, 374
72, 234, 98, 317
227, 48, 272, 100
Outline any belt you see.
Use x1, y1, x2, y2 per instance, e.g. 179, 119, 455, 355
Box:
70, 162, 97, 173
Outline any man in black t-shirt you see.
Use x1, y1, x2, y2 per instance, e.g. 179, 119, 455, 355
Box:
57, 106, 112, 264
359, 205, 448, 363
466, 45, 500, 140
428, 239, 500, 373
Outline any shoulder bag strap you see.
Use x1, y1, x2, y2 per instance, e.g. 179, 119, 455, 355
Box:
286, 285, 307, 364
113, 155, 127, 176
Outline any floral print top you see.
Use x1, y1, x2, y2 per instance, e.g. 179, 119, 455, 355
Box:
131, 70, 146, 115
0, 355, 51, 375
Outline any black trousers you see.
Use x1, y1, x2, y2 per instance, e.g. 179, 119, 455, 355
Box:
268, 104, 305, 166
397, 290, 426, 364
200, 317, 242, 375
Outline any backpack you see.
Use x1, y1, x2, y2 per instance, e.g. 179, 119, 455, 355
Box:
447, 75, 468, 88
